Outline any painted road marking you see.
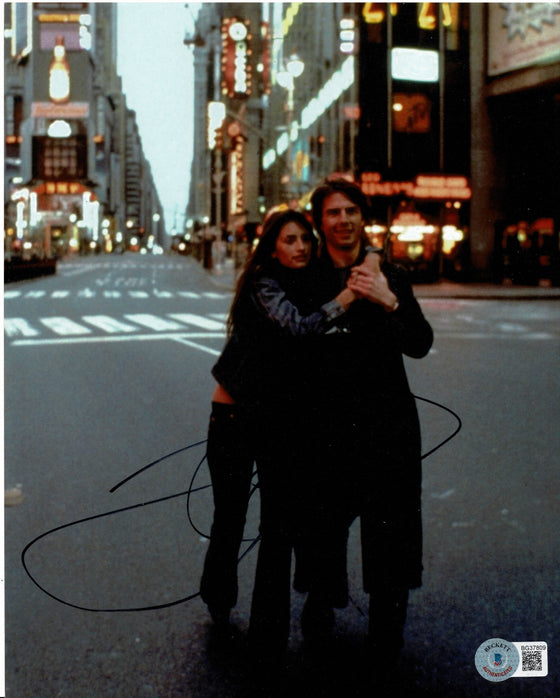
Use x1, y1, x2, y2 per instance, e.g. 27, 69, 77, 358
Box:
167, 313, 225, 330
4, 318, 40, 338
10, 332, 225, 348
5, 312, 225, 339
40, 317, 92, 335
82, 315, 138, 333
123, 313, 185, 331
171, 337, 222, 355
3, 289, 231, 301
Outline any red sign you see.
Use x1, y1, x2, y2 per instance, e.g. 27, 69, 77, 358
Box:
32, 101, 89, 118
33, 181, 96, 197
221, 18, 252, 98
260, 21, 271, 95
361, 172, 471, 200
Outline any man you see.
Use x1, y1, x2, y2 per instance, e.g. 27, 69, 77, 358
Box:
300, 177, 433, 679
246, 179, 432, 684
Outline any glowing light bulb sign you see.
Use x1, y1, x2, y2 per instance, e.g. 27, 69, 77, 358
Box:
221, 18, 252, 98
361, 172, 472, 200
49, 36, 71, 103
207, 101, 225, 150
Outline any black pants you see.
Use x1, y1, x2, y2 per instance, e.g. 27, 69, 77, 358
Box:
248, 404, 349, 659
199, 403, 255, 611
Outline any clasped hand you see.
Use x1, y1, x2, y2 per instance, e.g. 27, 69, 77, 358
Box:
346, 256, 398, 311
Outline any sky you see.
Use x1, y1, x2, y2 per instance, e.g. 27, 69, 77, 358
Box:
116, 2, 198, 234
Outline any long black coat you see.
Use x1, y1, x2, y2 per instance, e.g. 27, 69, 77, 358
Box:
268, 254, 434, 593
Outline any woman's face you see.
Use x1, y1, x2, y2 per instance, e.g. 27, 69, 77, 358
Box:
272, 221, 313, 269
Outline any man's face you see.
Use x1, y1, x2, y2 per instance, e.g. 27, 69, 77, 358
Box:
320, 191, 364, 252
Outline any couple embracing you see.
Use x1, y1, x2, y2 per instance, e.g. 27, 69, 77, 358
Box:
199, 177, 433, 684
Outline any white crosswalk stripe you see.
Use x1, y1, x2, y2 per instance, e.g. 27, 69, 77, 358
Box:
167, 313, 225, 330
123, 313, 185, 331
4, 318, 40, 338
82, 315, 138, 333
40, 317, 92, 335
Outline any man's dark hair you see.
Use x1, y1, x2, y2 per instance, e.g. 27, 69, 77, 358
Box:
310, 177, 369, 241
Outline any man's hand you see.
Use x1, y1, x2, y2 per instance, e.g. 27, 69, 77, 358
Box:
347, 259, 399, 311
361, 251, 382, 273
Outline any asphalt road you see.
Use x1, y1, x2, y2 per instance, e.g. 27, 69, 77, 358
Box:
4, 254, 560, 697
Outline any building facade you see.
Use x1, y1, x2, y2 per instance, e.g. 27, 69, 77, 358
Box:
4, 2, 164, 266
186, 2, 560, 283
470, 3, 560, 283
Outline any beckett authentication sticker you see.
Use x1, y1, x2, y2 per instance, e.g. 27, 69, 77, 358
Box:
475, 639, 549, 681
474, 638, 519, 682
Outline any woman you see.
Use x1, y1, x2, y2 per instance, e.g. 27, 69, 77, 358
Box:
199, 210, 359, 637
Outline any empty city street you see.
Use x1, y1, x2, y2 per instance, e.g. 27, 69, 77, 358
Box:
4, 254, 560, 697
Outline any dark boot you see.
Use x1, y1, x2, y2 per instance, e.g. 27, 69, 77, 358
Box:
365, 586, 409, 688
301, 594, 335, 642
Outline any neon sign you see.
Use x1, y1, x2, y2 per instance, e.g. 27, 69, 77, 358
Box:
361, 172, 471, 200
221, 18, 252, 98
229, 138, 245, 216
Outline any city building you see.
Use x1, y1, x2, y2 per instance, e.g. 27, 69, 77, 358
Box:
470, 3, 560, 284
185, 2, 560, 283
185, 2, 265, 250
3, 2, 164, 272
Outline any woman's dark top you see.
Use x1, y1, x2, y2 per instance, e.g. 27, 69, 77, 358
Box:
211, 260, 346, 404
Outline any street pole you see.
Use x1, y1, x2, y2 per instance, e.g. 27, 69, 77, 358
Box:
285, 80, 294, 203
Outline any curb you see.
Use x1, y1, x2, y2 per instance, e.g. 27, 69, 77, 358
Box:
201, 262, 560, 301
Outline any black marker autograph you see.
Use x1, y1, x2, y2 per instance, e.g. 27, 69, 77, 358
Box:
21, 396, 461, 613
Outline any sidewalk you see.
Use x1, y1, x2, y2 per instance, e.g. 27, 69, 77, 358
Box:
412, 279, 560, 300
203, 257, 560, 300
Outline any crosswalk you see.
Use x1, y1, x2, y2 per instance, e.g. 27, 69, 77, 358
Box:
5, 312, 227, 348
6, 309, 556, 349
3, 289, 231, 301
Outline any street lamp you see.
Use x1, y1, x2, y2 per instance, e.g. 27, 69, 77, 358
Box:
207, 100, 226, 235
276, 54, 305, 202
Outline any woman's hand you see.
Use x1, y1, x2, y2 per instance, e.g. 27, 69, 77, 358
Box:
347, 261, 399, 311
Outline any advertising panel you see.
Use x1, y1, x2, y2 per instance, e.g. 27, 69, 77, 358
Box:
33, 10, 92, 102
488, 3, 560, 77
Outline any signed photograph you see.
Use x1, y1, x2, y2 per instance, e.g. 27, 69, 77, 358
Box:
4, 2, 560, 697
